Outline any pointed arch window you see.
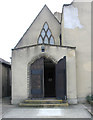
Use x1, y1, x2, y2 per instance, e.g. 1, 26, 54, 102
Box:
38, 36, 43, 44
38, 22, 55, 45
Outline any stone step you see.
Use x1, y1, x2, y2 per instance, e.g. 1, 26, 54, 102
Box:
24, 99, 63, 104
19, 103, 69, 107
19, 99, 69, 107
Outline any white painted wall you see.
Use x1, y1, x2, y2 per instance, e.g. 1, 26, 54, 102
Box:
12, 1, 91, 104
12, 45, 77, 104
62, 2, 91, 102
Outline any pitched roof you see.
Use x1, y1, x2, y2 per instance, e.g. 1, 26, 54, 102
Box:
14, 5, 61, 49
0, 58, 11, 66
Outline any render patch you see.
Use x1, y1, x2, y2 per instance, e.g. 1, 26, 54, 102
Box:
64, 5, 83, 29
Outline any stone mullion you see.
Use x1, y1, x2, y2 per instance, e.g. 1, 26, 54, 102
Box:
41, 28, 46, 43
40, 28, 44, 43
49, 35, 52, 44
46, 28, 50, 44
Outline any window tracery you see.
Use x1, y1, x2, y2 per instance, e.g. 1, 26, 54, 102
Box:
38, 22, 55, 45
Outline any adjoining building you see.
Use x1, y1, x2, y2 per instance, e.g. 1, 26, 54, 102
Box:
0, 58, 11, 98
11, 0, 91, 104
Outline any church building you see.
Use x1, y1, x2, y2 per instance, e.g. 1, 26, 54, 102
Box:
11, 0, 91, 104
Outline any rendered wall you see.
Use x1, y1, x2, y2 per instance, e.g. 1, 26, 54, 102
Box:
1, 64, 11, 97
12, 45, 77, 104
2, 65, 8, 97
62, 2, 91, 102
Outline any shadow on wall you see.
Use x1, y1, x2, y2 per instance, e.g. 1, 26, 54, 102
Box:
0, 58, 11, 98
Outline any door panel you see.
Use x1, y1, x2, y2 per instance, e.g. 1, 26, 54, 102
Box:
31, 58, 44, 98
56, 56, 66, 100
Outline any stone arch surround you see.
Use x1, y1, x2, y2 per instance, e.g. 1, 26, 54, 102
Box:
27, 53, 59, 98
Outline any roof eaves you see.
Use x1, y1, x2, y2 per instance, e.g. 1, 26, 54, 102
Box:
12, 44, 76, 51
0, 58, 11, 66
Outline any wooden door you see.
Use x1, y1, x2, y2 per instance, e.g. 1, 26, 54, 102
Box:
56, 56, 66, 100
31, 58, 44, 98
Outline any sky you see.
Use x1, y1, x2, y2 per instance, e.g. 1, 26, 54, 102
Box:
0, 0, 73, 62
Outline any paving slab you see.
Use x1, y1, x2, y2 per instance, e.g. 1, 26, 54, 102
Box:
2, 105, 91, 118
1, 98, 92, 119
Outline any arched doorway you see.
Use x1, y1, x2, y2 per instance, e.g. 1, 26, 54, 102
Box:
30, 56, 66, 100
44, 58, 56, 97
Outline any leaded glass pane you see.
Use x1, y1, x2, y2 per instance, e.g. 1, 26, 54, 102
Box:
44, 37, 48, 44
47, 29, 51, 38
41, 30, 45, 38
50, 36, 54, 45
38, 37, 43, 44
44, 23, 48, 31
38, 22, 55, 45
